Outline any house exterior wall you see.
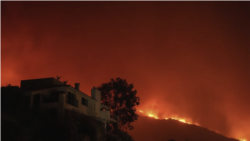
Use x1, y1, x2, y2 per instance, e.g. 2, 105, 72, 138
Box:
63, 87, 95, 117
100, 111, 110, 121
87, 96, 95, 117
24, 87, 66, 117
20, 78, 117, 126
24, 87, 99, 118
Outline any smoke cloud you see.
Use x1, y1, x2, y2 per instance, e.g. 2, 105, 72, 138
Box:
2, 2, 250, 141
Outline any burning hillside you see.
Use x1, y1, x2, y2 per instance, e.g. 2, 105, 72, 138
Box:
128, 110, 242, 141
131, 108, 247, 141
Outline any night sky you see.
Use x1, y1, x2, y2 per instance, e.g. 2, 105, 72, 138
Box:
1, 2, 250, 141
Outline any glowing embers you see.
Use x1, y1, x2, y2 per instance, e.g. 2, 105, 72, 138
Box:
177, 118, 189, 124
138, 110, 144, 113
167, 117, 192, 124
138, 109, 194, 125
148, 114, 158, 119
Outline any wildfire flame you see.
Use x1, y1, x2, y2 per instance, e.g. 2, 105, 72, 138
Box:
138, 109, 193, 124
148, 114, 158, 119
138, 109, 247, 141
138, 110, 144, 113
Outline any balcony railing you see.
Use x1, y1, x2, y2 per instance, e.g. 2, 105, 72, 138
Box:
42, 90, 64, 103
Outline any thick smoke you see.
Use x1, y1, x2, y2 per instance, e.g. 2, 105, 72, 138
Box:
2, 2, 250, 141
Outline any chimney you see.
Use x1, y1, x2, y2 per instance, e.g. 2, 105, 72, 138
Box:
75, 83, 80, 91
91, 86, 101, 102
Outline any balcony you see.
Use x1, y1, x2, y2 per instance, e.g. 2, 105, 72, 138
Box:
42, 90, 64, 103
42, 94, 58, 103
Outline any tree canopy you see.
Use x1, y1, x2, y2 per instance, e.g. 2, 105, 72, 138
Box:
97, 78, 140, 130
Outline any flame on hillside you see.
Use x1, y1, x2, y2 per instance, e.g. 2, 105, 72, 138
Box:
138, 109, 197, 125
137, 109, 247, 141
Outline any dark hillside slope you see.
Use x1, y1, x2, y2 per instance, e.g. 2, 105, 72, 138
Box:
128, 115, 239, 141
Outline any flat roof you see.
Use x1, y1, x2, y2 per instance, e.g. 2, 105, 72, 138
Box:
25, 85, 98, 101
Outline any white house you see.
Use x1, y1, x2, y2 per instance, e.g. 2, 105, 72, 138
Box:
20, 77, 118, 130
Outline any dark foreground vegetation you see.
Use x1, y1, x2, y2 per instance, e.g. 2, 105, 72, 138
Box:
1, 85, 134, 141
2, 110, 134, 141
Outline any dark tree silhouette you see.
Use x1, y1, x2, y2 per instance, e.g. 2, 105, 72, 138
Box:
97, 78, 140, 131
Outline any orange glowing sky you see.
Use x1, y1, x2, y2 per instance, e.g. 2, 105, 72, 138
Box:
1, 2, 250, 141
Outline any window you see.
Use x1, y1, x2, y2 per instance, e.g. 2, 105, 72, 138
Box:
67, 92, 78, 107
82, 97, 88, 107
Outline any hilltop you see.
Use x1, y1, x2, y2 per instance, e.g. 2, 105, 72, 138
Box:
128, 114, 239, 141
